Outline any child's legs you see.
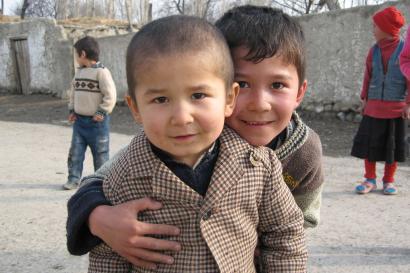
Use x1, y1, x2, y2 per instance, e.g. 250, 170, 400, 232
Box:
364, 159, 376, 180
87, 116, 110, 171
67, 122, 87, 183
383, 161, 398, 183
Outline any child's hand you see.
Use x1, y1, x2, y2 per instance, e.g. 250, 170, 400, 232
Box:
402, 104, 410, 119
68, 113, 76, 123
360, 99, 367, 115
92, 113, 105, 122
89, 198, 181, 270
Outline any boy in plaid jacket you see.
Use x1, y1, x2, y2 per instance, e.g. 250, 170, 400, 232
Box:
86, 15, 306, 273
67, 6, 323, 271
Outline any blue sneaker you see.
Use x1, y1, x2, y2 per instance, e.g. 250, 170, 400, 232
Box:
383, 182, 398, 195
355, 179, 376, 194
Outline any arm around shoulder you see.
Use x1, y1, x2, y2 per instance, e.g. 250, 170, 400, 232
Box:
66, 179, 111, 255
66, 147, 128, 254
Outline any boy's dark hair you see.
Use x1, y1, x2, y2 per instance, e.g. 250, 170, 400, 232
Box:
126, 15, 234, 102
215, 5, 306, 86
74, 36, 100, 62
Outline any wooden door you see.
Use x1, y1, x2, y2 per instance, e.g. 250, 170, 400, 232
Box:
11, 38, 31, 95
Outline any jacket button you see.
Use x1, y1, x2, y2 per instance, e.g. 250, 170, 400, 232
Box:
202, 210, 212, 220
250, 152, 262, 167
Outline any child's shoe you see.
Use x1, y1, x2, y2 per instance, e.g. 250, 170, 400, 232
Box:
355, 179, 376, 194
383, 182, 398, 195
63, 180, 79, 190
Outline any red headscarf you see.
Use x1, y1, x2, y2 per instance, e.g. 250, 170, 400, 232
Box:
373, 6, 405, 37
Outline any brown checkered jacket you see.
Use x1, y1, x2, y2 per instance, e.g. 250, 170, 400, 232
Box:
89, 127, 307, 273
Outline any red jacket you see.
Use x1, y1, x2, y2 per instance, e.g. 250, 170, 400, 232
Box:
361, 38, 410, 118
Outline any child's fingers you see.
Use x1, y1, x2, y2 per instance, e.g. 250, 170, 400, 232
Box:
125, 256, 158, 270
132, 233, 181, 251
127, 247, 176, 265
92, 115, 104, 122
127, 197, 163, 212
136, 221, 180, 237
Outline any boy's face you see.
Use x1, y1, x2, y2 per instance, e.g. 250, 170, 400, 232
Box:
127, 53, 238, 167
226, 47, 307, 146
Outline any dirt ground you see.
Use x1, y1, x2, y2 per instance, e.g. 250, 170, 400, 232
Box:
0, 94, 409, 273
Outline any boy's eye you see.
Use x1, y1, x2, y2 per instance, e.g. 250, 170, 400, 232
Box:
237, 81, 249, 88
153, 96, 168, 104
271, 82, 284, 89
191, 92, 206, 100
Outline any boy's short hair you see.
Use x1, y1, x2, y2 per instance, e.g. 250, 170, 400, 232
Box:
215, 5, 306, 86
74, 36, 100, 62
126, 15, 234, 102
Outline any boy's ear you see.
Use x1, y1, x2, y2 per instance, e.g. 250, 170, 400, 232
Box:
295, 80, 308, 107
224, 82, 239, 117
80, 50, 86, 58
125, 95, 142, 124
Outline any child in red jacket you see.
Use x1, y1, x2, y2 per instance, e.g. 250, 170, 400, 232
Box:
351, 6, 410, 195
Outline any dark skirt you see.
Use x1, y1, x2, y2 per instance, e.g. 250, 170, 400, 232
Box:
351, 115, 406, 163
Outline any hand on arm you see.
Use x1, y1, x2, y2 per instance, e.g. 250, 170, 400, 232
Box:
89, 198, 181, 270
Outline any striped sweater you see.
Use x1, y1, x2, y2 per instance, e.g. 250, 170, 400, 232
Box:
276, 112, 324, 228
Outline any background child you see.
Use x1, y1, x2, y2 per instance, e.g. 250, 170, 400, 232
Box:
351, 6, 410, 195
66, 5, 322, 269
63, 36, 117, 190
88, 15, 306, 272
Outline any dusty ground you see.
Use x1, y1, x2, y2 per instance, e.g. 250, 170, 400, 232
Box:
0, 94, 409, 273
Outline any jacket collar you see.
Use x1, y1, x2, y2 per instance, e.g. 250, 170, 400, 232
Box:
125, 128, 246, 209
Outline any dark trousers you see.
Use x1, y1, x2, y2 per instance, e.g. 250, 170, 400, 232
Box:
67, 115, 110, 183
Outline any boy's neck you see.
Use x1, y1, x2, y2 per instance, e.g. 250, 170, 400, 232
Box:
83, 60, 98, 68
267, 117, 295, 150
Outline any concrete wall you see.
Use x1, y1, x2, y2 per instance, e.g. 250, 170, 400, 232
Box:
0, 18, 73, 96
298, 0, 410, 112
96, 33, 134, 100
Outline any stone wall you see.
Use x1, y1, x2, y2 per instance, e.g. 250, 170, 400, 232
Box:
0, 18, 73, 96
96, 33, 134, 99
0, 18, 134, 98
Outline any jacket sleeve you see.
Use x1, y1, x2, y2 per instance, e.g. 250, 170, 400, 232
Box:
361, 48, 373, 100
258, 151, 308, 272
68, 77, 75, 112
66, 147, 128, 255
294, 184, 323, 228
292, 130, 324, 228
400, 26, 410, 80
97, 68, 117, 115
66, 179, 110, 255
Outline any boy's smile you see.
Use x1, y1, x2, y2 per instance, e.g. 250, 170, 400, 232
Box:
226, 47, 307, 146
127, 53, 237, 167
